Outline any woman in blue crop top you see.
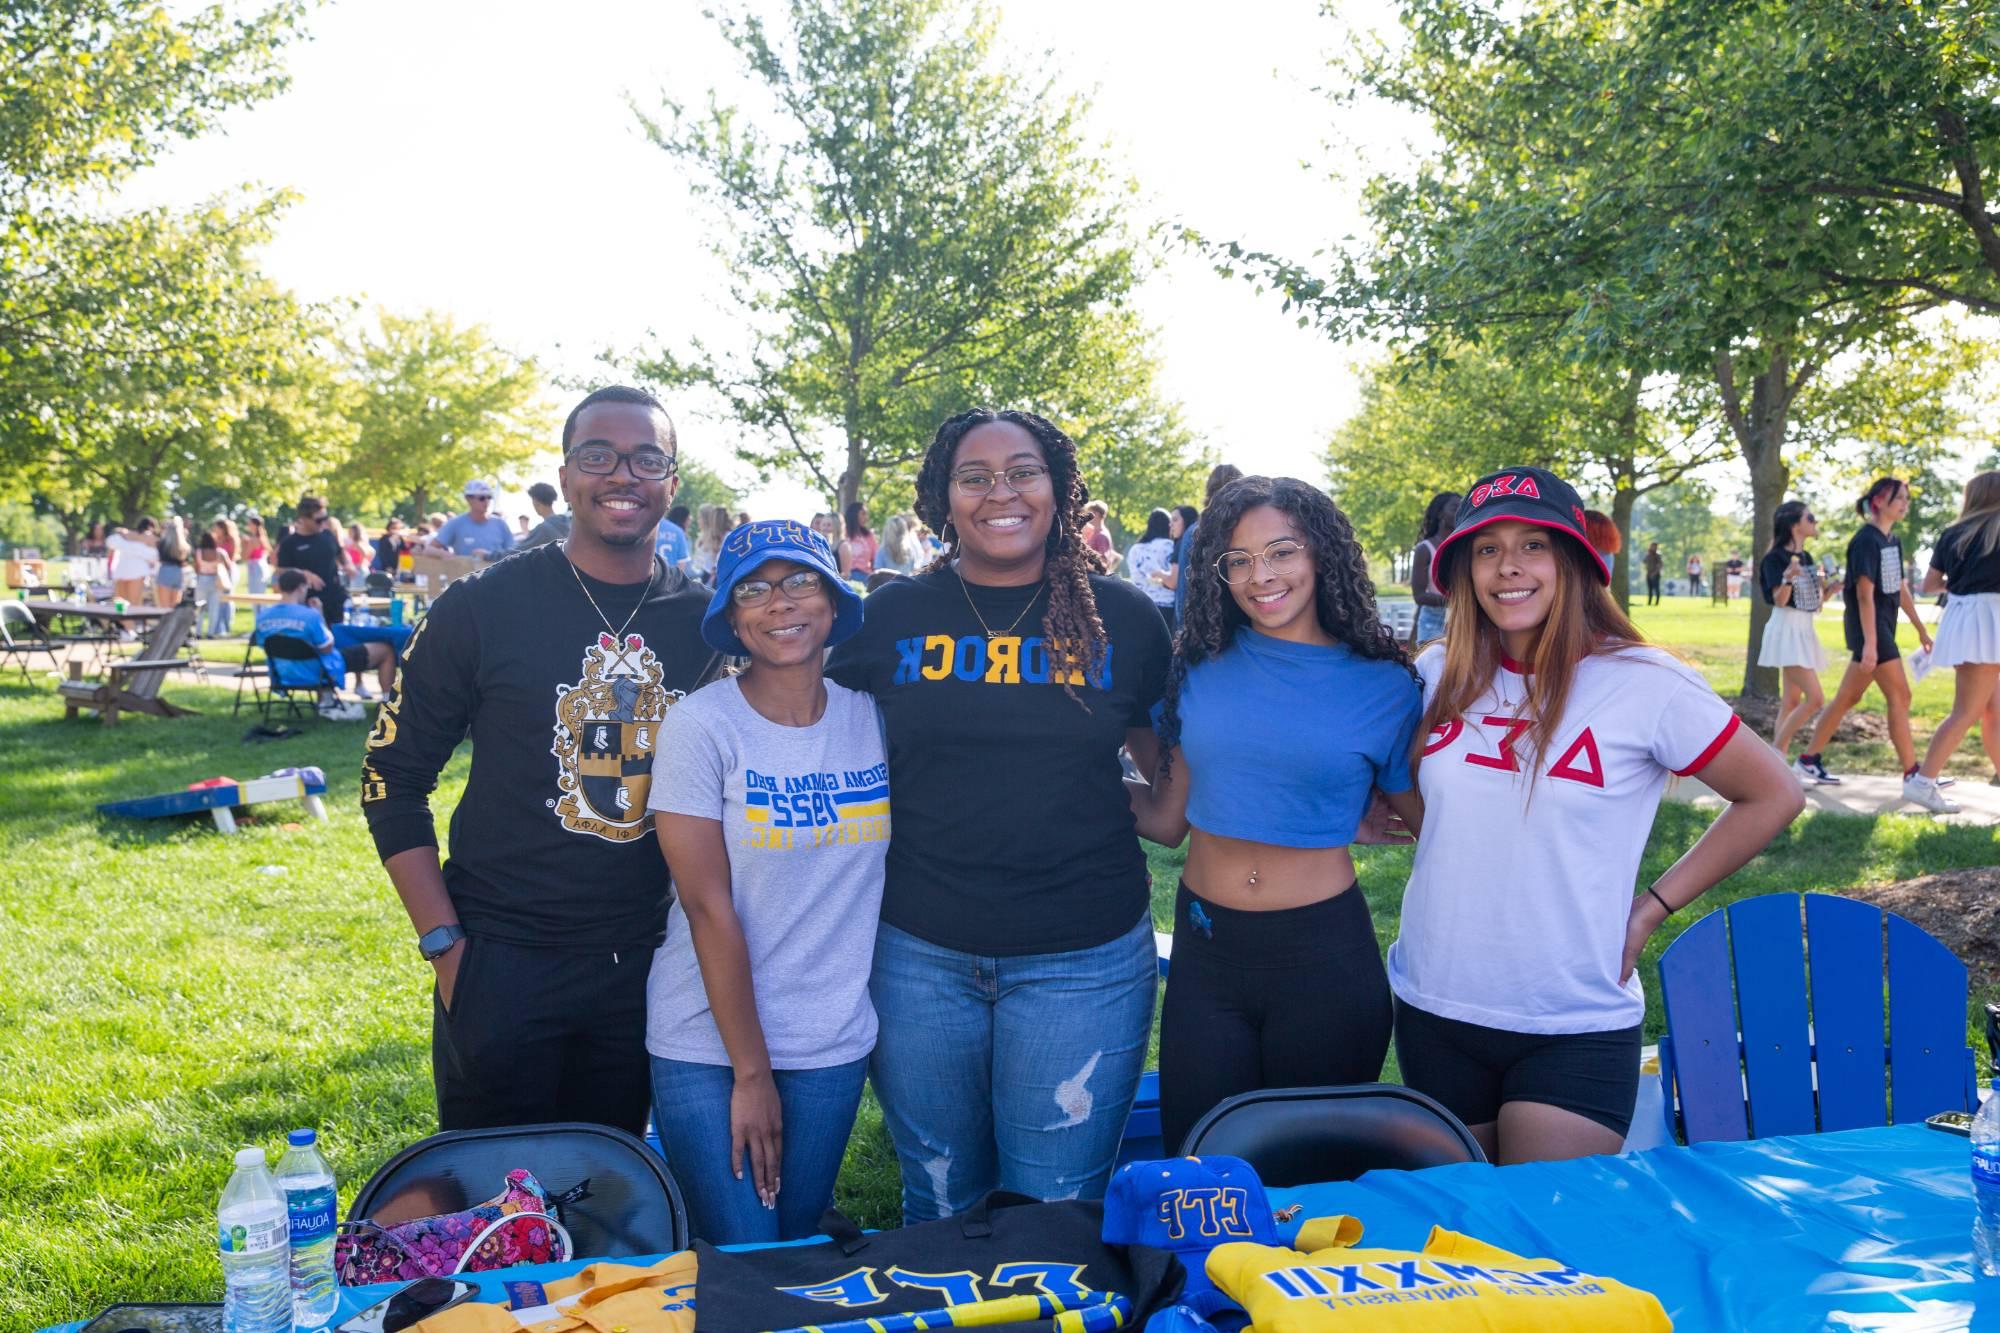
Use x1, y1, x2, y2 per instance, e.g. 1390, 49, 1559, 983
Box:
1131, 476, 1425, 1150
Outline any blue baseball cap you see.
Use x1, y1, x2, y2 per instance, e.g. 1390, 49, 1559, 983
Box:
701, 518, 864, 657
1103, 1156, 1279, 1303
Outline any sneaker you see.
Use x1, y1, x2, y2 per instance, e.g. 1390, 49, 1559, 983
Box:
1795, 755, 1840, 785
1902, 773, 1961, 814
316, 699, 366, 722
1937, 774, 1956, 788
354, 680, 375, 699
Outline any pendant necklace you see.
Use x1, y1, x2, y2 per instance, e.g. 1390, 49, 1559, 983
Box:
565, 549, 659, 642
957, 566, 1044, 640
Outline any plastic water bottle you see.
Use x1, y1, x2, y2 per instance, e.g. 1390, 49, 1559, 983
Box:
218, 1146, 292, 1333
1975, 1079, 2000, 1277
277, 1128, 340, 1326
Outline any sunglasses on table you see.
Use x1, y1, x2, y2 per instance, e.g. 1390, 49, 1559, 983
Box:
1216, 540, 1308, 585
730, 570, 827, 605
567, 445, 678, 480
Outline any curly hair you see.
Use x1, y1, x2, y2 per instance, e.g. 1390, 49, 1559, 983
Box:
913, 408, 1106, 708
1157, 476, 1412, 766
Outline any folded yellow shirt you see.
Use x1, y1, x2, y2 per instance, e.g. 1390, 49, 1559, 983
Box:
1207, 1218, 1670, 1331
411, 1252, 698, 1333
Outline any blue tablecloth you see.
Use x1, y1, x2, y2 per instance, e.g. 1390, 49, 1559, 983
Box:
330, 622, 413, 654
44, 1125, 1996, 1332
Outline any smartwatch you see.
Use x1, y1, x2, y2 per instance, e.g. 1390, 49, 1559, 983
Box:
417, 923, 465, 961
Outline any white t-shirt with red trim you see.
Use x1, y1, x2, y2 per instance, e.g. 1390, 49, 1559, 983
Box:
1387, 643, 1740, 1034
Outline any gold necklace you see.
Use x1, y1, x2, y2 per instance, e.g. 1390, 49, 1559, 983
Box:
957, 566, 1044, 640
565, 549, 659, 642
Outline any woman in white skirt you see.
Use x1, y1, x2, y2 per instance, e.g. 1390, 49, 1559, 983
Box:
1757, 501, 1828, 759
1908, 471, 2000, 808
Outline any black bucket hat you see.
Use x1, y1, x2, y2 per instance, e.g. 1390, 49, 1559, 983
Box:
1431, 465, 1611, 588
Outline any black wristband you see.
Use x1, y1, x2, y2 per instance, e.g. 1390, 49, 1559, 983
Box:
1646, 885, 1675, 917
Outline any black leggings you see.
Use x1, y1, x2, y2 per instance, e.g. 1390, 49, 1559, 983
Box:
1158, 881, 1393, 1153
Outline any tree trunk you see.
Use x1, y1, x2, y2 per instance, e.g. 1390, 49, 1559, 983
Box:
1717, 351, 1795, 699
835, 434, 865, 519
412, 484, 429, 519
1610, 483, 1637, 613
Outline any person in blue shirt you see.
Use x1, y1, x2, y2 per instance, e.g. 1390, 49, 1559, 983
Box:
1132, 475, 1424, 1151
256, 569, 394, 718
432, 479, 516, 557
656, 504, 693, 567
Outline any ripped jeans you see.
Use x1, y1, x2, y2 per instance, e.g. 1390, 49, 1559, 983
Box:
868, 915, 1156, 1224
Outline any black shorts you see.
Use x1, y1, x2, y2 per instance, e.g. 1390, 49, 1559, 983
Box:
338, 643, 370, 673
1842, 610, 1901, 663
1392, 998, 1640, 1137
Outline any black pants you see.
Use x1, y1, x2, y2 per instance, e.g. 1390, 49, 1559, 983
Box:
1645, 574, 1661, 606
432, 935, 652, 1135
1158, 881, 1392, 1153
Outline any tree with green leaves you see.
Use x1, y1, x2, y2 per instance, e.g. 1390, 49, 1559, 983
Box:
1203, 0, 1996, 693
333, 311, 554, 518
634, 0, 1196, 515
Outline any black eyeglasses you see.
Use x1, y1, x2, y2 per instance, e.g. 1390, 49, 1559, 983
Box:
569, 445, 678, 481
731, 570, 826, 605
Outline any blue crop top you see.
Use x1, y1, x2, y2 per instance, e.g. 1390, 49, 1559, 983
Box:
1167, 629, 1422, 848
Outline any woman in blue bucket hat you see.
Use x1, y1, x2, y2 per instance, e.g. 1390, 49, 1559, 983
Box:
643, 519, 887, 1243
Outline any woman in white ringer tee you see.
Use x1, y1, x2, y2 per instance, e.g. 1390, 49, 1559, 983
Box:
1387, 465, 1802, 1165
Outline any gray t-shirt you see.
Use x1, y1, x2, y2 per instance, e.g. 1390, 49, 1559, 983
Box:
644, 675, 889, 1068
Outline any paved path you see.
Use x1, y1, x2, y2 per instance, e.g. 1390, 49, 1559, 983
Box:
1667, 771, 2000, 826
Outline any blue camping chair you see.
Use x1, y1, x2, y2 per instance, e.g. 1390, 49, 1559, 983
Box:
1658, 892, 1977, 1145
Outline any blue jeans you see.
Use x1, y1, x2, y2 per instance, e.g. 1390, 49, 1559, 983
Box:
1415, 603, 1446, 645
868, 916, 1157, 1223
197, 573, 231, 636
650, 1056, 867, 1245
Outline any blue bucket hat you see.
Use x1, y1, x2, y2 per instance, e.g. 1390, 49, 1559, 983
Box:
1103, 1155, 1280, 1305
700, 518, 864, 657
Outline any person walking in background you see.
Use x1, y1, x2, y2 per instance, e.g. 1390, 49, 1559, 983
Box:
657, 504, 693, 568
1643, 542, 1664, 606
809, 512, 839, 548
826, 408, 1172, 1222
372, 517, 411, 572
1159, 504, 1200, 631
1757, 502, 1828, 762
1409, 492, 1459, 645
343, 522, 372, 575
1134, 476, 1422, 1151
1685, 552, 1703, 596
363, 385, 719, 1134
107, 519, 160, 606
875, 513, 923, 575
1170, 466, 1245, 629
433, 480, 516, 558
692, 505, 732, 583
1389, 465, 1800, 1165
80, 521, 108, 559
836, 501, 878, 580
193, 531, 236, 637
520, 482, 572, 550
1125, 508, 1179, 629
240, 517, 270, 594
1795, 478, 1934, 787
1905, 470, 2000, 808
645, 521, 881, 1243
1082, 500, 1121, 574
212, 517, 238, 563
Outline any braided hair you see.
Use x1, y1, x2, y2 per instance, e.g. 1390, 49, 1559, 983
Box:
913, 408, 1107, 708
1157, 476, 1412, 768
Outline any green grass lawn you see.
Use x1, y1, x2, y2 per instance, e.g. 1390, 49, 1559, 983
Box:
3, 599, 1996, 1327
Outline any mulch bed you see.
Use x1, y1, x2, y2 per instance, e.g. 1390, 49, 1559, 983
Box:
1839, 867, 2000, 987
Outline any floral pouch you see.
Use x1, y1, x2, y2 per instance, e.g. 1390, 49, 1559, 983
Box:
333, 1168, 573, 1284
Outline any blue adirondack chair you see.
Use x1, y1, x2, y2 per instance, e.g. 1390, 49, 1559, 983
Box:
1658, 892, 1978, 1145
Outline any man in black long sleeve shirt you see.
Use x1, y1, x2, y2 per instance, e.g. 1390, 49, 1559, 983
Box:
362, 386, 719, 1133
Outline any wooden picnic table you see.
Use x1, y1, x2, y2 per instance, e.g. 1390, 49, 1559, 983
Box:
21, 598, 170, 626
229, 590, 397, 609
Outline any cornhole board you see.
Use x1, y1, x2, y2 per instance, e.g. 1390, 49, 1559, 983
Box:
97, 774, 328, 834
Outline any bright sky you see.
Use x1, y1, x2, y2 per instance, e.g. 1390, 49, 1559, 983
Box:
123, 0, 1409, 521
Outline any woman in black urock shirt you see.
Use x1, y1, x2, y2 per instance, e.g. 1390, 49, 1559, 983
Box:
827, 408, 1172, 1224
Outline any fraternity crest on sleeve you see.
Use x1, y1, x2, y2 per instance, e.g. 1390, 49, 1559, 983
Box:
551, 632, 682, 842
